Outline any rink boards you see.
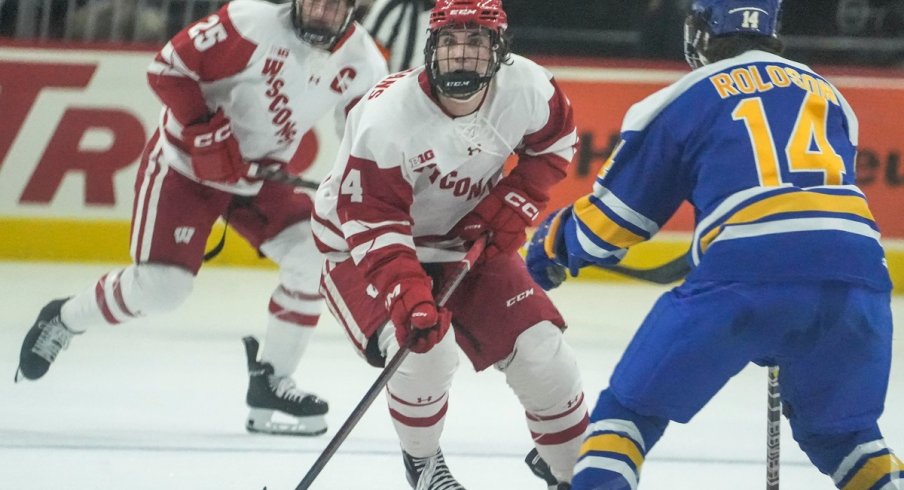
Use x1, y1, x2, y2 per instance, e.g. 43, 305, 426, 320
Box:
1, 44, 902, 291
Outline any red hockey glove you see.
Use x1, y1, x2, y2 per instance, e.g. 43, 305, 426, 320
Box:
182, 109, 246, 184
455, 177, 545, 260
387, 276, 452, 354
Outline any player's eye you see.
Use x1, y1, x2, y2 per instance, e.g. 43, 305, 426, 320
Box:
467, 34, 489, 48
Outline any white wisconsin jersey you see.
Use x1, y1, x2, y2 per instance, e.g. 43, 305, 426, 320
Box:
148, 0, 389, 195
313, 54, 577, 263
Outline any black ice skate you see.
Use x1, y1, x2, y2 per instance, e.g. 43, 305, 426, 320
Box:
242, 336, 328, 436
525, 448, 572, 490
403, 448, 466, 490
16, 298, 79, 382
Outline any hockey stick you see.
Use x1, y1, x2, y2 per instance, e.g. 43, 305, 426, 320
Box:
766, 366, 781, 489
248, 163, 319, 190
593, 250, 692, 285
294, 235, 489, 490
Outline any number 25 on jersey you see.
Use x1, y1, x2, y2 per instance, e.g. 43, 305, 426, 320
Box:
188, 15, 228, 52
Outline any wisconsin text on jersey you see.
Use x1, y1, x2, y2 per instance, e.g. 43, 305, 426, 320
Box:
262, 47, 298, 144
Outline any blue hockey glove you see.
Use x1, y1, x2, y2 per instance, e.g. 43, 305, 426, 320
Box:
527, 206, 597, 290
526, 207, 572, 290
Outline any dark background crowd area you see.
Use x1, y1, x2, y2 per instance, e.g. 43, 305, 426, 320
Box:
1, 0, 903, 67
505, 0, 904, 66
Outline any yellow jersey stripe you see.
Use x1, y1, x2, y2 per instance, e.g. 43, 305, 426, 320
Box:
574, 196, 646, 249
579, 433, 645, 470
842, 453, 904, 490
544, 210, 565, 260
700, 191, 874, 251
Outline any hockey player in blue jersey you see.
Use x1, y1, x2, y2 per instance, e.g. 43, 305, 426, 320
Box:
526, 0, 903, 489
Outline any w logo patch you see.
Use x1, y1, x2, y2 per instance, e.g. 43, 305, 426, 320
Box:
174, 227, 196, 244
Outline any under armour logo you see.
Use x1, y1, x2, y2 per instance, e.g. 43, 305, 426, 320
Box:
566, 393, 581, 408
174, 226, 196, 244
467, 145, 482, 156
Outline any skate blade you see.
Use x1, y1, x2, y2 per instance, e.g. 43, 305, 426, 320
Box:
246, 408, 327, 436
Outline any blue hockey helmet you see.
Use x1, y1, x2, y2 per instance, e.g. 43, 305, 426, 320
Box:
684, 0, 782, 68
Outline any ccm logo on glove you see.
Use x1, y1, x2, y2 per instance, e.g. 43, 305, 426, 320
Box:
192, 124, 233, 148
504, 191, 540, 222
182, 109, 246, 184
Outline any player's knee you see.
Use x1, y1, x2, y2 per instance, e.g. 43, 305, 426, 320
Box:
129, 263, 194, 314
410, 331, 459, 378
260, 222, 323, 292
499, 321, 581, 410
401, 330, 459, 387
793, 425, 902, 486
260, 222, 311, 264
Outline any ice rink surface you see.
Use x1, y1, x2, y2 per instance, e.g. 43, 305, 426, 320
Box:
1, 261, 902, 490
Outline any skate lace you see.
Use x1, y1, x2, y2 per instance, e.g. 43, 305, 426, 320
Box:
31, 317, 74, 363
411, 451, 464, 490
270, 376, 307, 403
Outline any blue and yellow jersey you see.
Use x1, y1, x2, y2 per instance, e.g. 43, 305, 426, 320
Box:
570, 50, 891, 290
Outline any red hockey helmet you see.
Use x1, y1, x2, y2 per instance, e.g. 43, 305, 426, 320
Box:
429, 0, 508, 33
424, 0, 510, 99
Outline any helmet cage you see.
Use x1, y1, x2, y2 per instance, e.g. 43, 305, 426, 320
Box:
425, 24, 507, 99
684, 12, 711, 69
293, 0, 356, 49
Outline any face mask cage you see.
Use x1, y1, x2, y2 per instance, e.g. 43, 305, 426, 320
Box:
425, 25, 504, 100
683, 13, 711, 69
294, 0, 355, 48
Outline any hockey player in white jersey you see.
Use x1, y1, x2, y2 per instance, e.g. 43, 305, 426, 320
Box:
17, 0, 388, 436
313, 0, 587, 487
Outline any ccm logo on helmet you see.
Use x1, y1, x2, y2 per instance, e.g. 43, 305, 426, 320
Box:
505, 191, 539, 221
449, 8, 478, 15
193, 125, 232, 148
